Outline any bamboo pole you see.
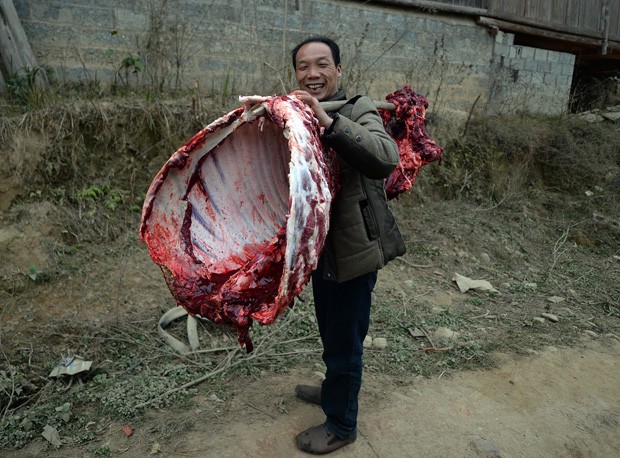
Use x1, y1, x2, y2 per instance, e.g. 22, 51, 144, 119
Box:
247, 99, 396, 118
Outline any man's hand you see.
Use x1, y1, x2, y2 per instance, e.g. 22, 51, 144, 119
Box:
289, 90, 334, 128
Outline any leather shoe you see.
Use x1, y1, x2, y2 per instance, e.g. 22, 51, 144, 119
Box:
295, 423, 356, 454
295, 384, 321, 405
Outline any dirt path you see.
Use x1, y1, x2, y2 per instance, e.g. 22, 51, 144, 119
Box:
154, 341, 620, 458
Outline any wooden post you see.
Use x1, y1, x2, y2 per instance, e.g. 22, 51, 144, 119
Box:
0, 0, 42, 90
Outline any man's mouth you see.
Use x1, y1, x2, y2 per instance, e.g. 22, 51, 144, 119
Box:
306, 83, 324, 91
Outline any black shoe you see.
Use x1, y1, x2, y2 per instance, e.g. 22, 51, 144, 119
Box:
295, 384, 321, 405
295, 423, 357, 455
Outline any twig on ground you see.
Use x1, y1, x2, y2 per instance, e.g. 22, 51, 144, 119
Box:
396, 257, 433, 268
244, 402, 276, 419
420, 346, 453, 352
419, 326, 436, 348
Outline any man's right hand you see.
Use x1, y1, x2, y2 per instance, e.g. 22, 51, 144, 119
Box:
289, 90, 334, 129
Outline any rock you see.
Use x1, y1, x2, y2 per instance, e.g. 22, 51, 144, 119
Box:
470, 435, 502, 457
547, 296, 565, 304
525, 349, 539, 356
433, 326, 459, 341
150, 442, 162, 455
480, 252, 491, 263
42, 425, 62, 448
602, 111, 620, 122
453, 272, 497, 293
532, 317, 546, 324
583, 330, 598, 338
524, 282, 538, 290
431, 306, 446, 314
313, 371, 326, 381
404, 280, 415, 289
585, 190, 594, 197
363, 335, 373, 348
372, 337, 388, 349
605, 333, 620, 342
541, 313, 559, 323
579, 113, 605, 123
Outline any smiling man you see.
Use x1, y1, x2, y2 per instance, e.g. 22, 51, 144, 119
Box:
289, 36, 406, 454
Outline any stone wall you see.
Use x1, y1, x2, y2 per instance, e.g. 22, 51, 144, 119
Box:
11, 0, 576, 120
489, 31, 575, 114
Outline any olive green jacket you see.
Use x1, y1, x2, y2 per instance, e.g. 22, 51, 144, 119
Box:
320, 92, 406, 282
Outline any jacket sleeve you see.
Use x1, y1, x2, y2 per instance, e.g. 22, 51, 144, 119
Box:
322, 96, 399, 179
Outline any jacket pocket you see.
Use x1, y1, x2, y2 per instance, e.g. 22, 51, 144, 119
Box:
360, 199, 379, 240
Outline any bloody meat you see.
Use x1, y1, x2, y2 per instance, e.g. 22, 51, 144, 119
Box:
140, 87, 441, 352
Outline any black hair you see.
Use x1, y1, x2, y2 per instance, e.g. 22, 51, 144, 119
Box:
291, 35, 341, 70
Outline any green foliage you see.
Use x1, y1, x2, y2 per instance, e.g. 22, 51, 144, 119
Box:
5, 66, 48, 108
76, 366, 196, 419
92, 444, 111, 456
75, 185, 127, 213
118, 54, 143, 82
210, 69, 234, 104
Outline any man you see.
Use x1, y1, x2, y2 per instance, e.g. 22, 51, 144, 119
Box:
289, 36, 406, 454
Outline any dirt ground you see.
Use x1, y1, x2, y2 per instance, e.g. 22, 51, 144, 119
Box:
1, 103, 619, 456
2, 201, 620, 457
152, 341, 620, 457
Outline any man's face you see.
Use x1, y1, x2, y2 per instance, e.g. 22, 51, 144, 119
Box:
295, 42, 342, 101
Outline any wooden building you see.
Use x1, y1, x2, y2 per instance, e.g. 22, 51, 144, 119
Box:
379, 0, 619, 71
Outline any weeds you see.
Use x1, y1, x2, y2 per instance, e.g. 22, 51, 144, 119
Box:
5, 66, 49, 109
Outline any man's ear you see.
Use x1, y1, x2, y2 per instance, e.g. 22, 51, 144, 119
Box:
337, 64, 342, 78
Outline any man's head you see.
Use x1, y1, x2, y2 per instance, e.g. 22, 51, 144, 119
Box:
291, 36, 342, 101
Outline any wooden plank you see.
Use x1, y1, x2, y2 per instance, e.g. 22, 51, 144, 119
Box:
368, 0, 488, 15
610, 0, 620, 37
477, 15, 620, 47
566, 0, 581, 29
482, 3, 620, 42
487, 0, 618, 39
581, 0, 603, 31
555, 0, 568, 27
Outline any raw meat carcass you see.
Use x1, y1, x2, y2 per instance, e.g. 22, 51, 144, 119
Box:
381, 84, 444, 199
140, 87, 442, 352
139, 96, 337, 352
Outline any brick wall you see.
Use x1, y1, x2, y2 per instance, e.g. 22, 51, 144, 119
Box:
12, 0, 575, 119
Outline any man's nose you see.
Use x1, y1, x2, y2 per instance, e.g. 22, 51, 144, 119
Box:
307, 66, 320, 78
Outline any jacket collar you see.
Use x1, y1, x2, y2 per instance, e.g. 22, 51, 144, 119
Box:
325, 88, 347, 102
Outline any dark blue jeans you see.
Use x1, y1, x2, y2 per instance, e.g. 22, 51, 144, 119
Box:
312, 262, 377, 439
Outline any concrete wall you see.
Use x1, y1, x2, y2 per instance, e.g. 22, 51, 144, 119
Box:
11, 0, 576, 120
489, 31, 575, 114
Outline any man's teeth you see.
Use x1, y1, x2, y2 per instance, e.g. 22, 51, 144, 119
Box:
307, 84, 324, 90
